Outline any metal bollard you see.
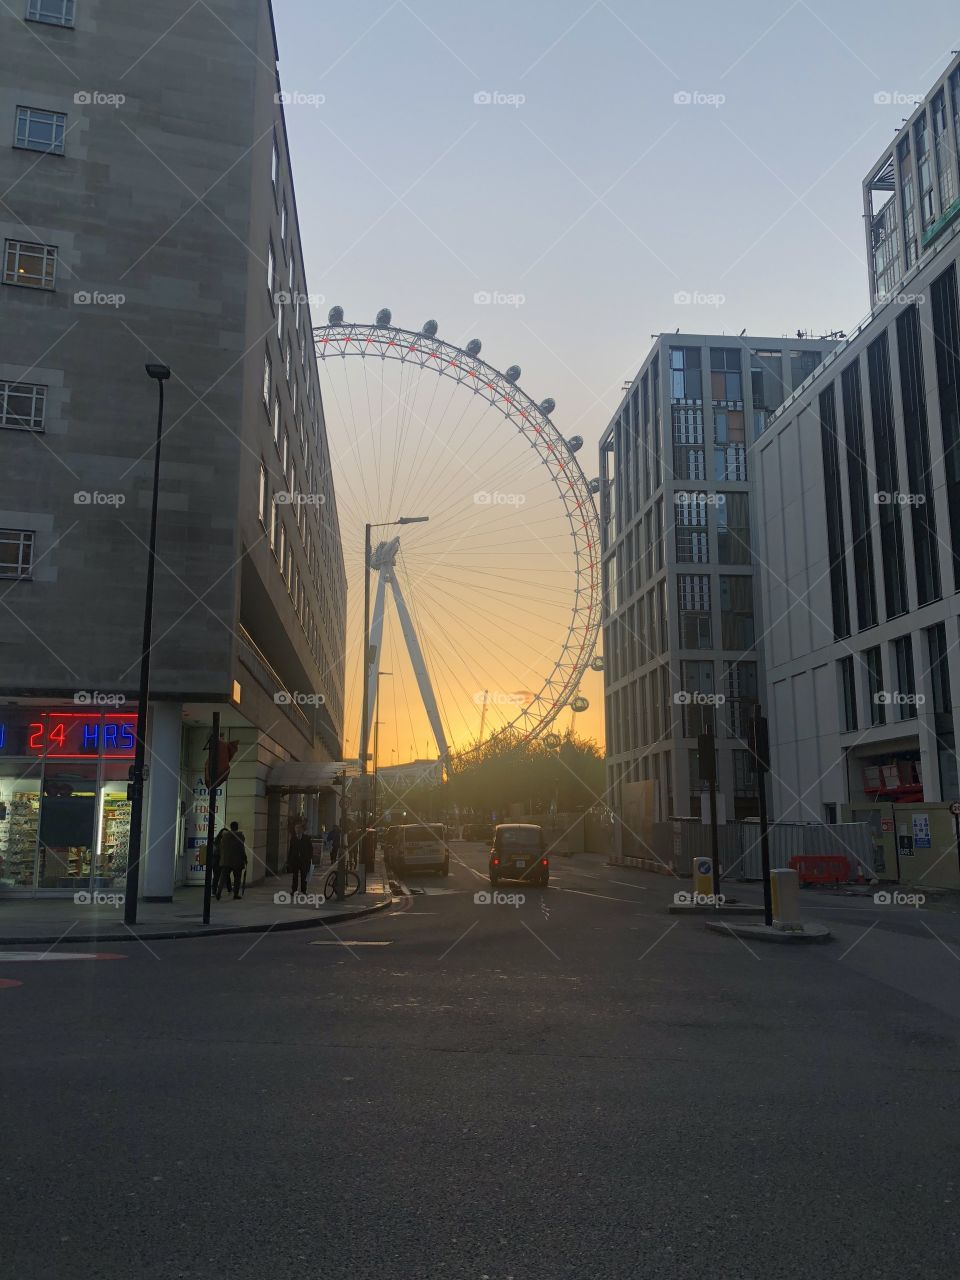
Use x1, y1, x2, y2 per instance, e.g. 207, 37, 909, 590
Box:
770, 868, 802, 930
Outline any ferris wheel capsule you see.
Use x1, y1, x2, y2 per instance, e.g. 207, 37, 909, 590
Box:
539, 398, 556, 415
544, 733, 562, 749
571, 695, 589, 713
328, 305, 344, 324
505, 365, 521, 383
590, 654, 604, 672
567, 435, 583, 453
375, 308, 392, 327
588, 478, 601, 494
466, 339, 482, 356
422, 320, 439, 337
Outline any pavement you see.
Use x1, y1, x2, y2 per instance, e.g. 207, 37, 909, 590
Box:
3, 844, 959, 1279
0, 862, 394, 943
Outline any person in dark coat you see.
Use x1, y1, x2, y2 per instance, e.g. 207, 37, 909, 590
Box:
211, 825, 228, 896
327, 823, 341, 866
288, 820, 313, 896
217, 823, 247, 900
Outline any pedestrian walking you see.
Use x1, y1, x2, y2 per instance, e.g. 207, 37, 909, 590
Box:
217, 822, 247, 900
327, 822, 341, 866
211, 825, 228, 897
288, 820, 313, 897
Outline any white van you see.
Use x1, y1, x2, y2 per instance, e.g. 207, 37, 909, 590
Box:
391, 823, 449, 877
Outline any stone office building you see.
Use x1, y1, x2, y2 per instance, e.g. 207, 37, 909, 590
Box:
0, 1, 346, 899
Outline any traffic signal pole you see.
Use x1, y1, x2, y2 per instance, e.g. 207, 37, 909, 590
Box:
202, 712, 220, 925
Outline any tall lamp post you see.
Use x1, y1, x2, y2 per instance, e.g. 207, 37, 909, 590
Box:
124, 363, 171, 925
372, 671, 392, 830
359, 517, 428, 842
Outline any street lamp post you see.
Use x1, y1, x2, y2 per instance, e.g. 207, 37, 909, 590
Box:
124, 363, 171, 926
372, 671, 392, 830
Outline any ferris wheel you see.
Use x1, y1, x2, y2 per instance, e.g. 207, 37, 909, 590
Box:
314, 308, 602, 762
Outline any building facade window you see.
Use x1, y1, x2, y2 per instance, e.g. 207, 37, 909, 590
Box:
675, 492, 708, 563
930, 263, 960, 591
723, 659, 758, 738
839, 656, 858, 731
716, 492, 750, 564
678, 574, 711, 649
15, 106, 66, 154
25, 0, 74, 24
670, 346, 702, 399
258, 462, 267, 527
267, 238, 276, 299
819, 382, 851, 639
789, 349, 822, 390
651, 353, 662, 491
719, 575, 754, 650
750, 350, 785, 435
262, 350, 272, 410
0, 380, 46, 431
680, 660, 715, 736
3, 239, 57, 290
899, 134, 919, 270
892, 634, 918, 720
897, 305, 940, 605
867, 332, 909, 618
932, 90, 957, 214
914, 112, 936, 228
0, 529, 34, 579
865, 646, 886, 726
841, 358, 879, 630
271, 133, 280, 195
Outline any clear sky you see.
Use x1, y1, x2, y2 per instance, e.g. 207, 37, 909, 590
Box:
272, 0, 960, 759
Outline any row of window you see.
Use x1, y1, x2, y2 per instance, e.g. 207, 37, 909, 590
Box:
674, 492, 750, 565
257, 461, 338, 680
838, 624, 951, 733
604, 660, 759, 756
819, 272, 960, 643
677, 573, 755, 652
603, 345, 825, 556
604, 581, 668, 684
870, 68, 960, 298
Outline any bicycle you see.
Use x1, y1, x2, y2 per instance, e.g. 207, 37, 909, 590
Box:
323, 867, 360, 900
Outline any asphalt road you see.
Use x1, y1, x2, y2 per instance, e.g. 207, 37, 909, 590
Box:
2, 845, 958, 1279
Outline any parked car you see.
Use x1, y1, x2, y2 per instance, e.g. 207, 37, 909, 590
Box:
489, 823, 549, 887
390, 823, 450, 877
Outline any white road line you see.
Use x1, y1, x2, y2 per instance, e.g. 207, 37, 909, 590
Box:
0, 951, 126, 962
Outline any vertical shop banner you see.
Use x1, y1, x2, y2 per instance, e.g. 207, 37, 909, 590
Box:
912, 813, 932, 849
185, 776, 229, 885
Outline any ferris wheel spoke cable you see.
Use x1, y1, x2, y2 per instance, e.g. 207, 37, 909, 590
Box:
410, 575, 558, 690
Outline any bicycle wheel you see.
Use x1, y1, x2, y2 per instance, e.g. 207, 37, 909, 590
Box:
322, 871, 337, 901
343, 871, 361, 898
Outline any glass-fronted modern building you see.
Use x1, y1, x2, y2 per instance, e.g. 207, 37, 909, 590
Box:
864, 52, 960, 306
599, 332, 834, 822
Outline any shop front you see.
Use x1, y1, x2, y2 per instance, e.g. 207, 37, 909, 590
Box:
0, 706, 138, 898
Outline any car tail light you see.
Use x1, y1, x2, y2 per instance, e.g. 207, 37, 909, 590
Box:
493, 856, 500, 866
541, 857, 548, 866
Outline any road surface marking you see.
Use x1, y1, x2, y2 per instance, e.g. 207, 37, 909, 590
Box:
0, 951, 128, 962
310, 940, 393, 947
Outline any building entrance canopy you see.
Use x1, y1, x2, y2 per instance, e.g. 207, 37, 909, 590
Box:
267, 761, 359, 794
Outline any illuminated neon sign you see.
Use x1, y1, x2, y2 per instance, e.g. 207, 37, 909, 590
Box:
4, 711, 138, 759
